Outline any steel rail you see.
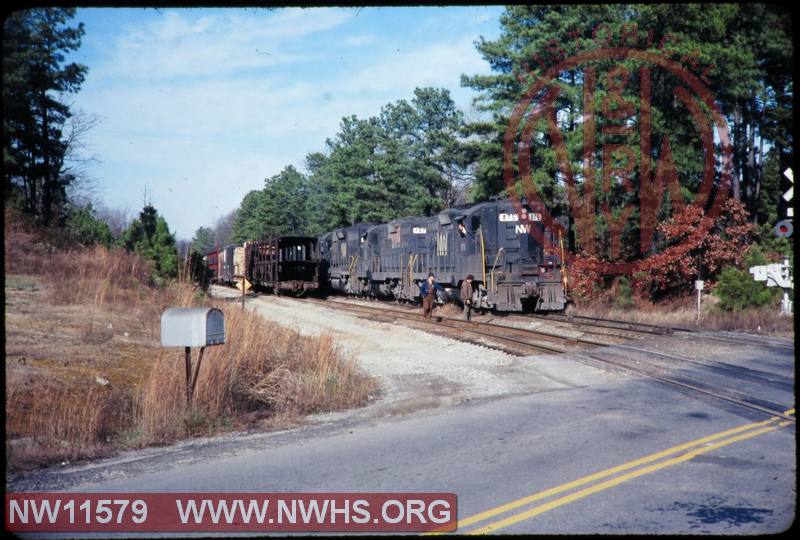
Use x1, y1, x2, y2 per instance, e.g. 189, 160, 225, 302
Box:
576, 351, 796, 424
528, 313, 676, 335
235, 289, 794, 423
308, 298, 568, 354
320, 298, 606, 350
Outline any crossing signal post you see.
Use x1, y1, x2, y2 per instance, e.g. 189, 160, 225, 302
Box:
749, 259, 793, 315
773, 220, 793, 238
774, 168, 794, 239
783, 168, 793, 218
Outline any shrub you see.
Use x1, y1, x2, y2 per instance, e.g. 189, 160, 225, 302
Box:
65, 204, 114, 247
714, 267, 775, 311
714, 246, 780, 311
614, 276, 634, 309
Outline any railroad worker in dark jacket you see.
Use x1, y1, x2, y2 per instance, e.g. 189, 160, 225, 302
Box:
420, 272, 442, 321
461, 274, 474, 321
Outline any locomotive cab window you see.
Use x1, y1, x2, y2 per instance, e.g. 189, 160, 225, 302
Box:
389, 224, 401, 248
457, 220, 466, 238
471, 216, 481, 232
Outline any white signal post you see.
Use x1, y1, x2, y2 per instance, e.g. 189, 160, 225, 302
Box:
694, 280, 704, 321
749, 258, 793, 315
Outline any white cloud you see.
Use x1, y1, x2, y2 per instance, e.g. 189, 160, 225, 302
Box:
335, 35, 489, 105
342, 33, 377, 47
75, 7, 498, 238
94, 8, 353, 82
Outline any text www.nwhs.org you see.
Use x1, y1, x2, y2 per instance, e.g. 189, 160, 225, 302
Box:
5, 493, 457, 532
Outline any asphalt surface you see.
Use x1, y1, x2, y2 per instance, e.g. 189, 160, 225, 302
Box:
7, 331, 795, 536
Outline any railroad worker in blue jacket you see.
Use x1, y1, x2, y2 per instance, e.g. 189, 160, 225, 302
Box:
420, 272, 443, 321
461, 274, 474, 321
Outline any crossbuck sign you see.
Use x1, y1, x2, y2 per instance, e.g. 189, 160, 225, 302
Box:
750, 259, 793, 315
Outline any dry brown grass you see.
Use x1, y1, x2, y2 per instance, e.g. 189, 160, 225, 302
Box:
5, 211, 375, 471
437, 302, 465, 318
136, 306, 376, 444
568, 294, 794, 337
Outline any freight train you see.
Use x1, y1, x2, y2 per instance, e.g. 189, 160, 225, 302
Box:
204, 199, 567, 312
205, 237, 322, 295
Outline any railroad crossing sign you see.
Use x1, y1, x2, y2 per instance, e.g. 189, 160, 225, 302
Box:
784, 168, 793, 218
772, 168, 793, 238
235, 276, 252, 292
750, 258, 793, 315
749, 263, 792, 289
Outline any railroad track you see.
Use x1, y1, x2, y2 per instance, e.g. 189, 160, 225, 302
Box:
304, 297, 621, 356
572, 341, 795, 423
318, 294, 676, 340
224, 282, 685, 339
527, 312, 689, 335
232, 290, 795, 423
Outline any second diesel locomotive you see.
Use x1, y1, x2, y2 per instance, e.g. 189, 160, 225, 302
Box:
320, 200, 567, 312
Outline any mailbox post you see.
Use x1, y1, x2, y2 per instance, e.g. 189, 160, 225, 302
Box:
161, 307, 225, 406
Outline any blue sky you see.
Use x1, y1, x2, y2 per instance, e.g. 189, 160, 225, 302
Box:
67, 7, 505, 239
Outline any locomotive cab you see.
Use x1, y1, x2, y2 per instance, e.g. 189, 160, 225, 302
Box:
462, 201, 566, 312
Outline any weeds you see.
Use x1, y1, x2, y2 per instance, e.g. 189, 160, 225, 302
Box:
5, 213, 375, 471
136, 307, 375, 444
568, 295, 794, 336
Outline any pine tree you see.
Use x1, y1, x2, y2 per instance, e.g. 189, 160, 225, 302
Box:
190, 226, 216, 255
3, 8, 88, 223
123, 204, 178, 280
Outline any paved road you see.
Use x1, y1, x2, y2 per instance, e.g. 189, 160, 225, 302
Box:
8, 333, 795, 535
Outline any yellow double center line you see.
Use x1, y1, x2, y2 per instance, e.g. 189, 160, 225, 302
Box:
430, 408, 794, 535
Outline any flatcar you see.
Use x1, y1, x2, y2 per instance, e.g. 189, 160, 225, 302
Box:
320, 199, 566, 312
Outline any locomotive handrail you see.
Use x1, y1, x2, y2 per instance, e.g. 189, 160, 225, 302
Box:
479, 227, 487, 287
347, 255, 359, 277
489, 247, 505, 293
406, 254, 417, 292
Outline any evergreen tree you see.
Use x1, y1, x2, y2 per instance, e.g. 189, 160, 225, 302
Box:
304, 87, 471, 231
461, 4, 793, 230
190, 226, 215, 255
231, 166, 311, 241
231, 190, 265, 243
3, 8, 88, 224
123, 204, 178, 279
64, 203, 114, 247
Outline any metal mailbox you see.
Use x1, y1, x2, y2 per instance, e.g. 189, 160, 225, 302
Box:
160, 307, 225, 347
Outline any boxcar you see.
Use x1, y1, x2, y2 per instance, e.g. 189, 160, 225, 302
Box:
204, 250, 220, 282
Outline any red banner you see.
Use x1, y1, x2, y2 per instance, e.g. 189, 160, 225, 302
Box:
5, 492, 457, 532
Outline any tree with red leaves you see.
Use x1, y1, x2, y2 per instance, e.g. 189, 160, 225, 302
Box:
570, 199, 755, 302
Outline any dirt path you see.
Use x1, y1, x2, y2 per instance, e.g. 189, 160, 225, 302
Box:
210, 287, 623, 418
